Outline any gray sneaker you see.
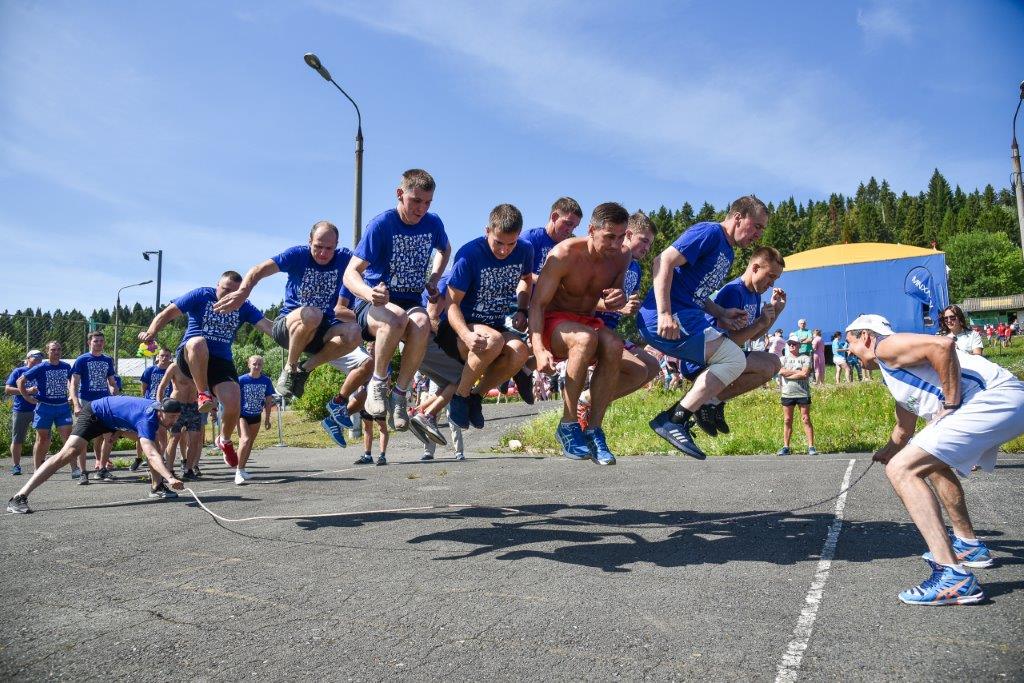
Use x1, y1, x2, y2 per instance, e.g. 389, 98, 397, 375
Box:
7, 495, 31, 514
276, 367, 310, 400
148, 483, 178, 499
71, 467, 82, 479
412, 413, 447, 445
364, 377, 388, 418
391, 391, 409, 431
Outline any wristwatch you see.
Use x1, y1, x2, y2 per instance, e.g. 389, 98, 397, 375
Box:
941, 401, 961, 410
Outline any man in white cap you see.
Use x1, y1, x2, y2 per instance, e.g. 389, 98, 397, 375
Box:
845, 313, 1024, 605
4, 349, 43, 475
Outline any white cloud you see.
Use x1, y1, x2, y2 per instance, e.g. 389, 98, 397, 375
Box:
857, 2, 915, 46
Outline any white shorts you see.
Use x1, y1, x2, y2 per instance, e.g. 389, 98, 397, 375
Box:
912, 380, 1024, 477
419, 339, 464, 390
328, 346, 371, 374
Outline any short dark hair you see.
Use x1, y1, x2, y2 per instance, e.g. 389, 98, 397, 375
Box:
157, 398, 184, 413
751, 246, 785, 268
221, 270, 243, 283
627, 210, 655, 235
87, 331, 105, 342
401, 168, 436, 192
590, 202, 629, 229
728, 195, 769, 219
309, 220, 339, 242
551, 196, 583, 218
488, 204, 524, 234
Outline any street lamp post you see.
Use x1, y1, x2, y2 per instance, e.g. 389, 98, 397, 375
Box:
143, 250, 163, 313
1012, 80, 1024, 262
113, 280, 153, 369
304, 52, 364, 248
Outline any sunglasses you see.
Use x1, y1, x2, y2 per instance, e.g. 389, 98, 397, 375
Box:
942, 315, 959, 321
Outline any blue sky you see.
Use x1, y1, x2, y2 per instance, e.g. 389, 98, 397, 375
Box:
1, 0, 1021, 315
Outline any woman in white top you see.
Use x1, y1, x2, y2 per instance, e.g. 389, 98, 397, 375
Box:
938, 305, 983, 356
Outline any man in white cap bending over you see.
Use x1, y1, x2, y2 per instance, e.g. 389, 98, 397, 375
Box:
845, 313, 1024, 606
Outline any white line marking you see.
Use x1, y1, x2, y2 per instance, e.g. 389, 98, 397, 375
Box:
775, 458, 857, 683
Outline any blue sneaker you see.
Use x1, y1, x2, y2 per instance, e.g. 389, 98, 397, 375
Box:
898, 557, 985, 606
467, 393, 485, 429
586, 427, 616, 465
924, 536, 995, 569
649, 411, 707, 460
556, 421, 592, 460
321, 417, 347, 448
325, 398, 353, 428
777, 447, 791, 456
449, 395, 471, 429
11, 464, 22, 475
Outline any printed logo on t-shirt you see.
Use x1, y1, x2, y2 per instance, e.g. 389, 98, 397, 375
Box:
242, 383, 266, 415
298, 267, 339, 311
624, 266, 640, 297
537, 246, 553, 273
472, 263, 523, 322
86, 360, 109, 391
742, 303, 758, 326
389, 233, 433, 292
44, 368, 68, 400
201, 301, 241, 345
693, 252, 731, 303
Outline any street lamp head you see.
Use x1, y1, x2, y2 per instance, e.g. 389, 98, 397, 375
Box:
1019, 79, 1024, 100
304, 53, 332, 82
142, 252, 150, 261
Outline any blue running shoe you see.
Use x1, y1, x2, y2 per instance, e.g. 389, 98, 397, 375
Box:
325, 398, 353, 428
468, 393, 485, 429
449, 395, 471, 429
556, 421, 592, 460
321, 417, 347, 448
898, 558, 985, 606
586, 427, 616, 465
354, 454, 374, 465
925, 536, 995, 569
649, 411, 707, 460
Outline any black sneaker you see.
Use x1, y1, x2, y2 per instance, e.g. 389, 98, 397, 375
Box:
375, 454, 387, 466
354, 454, 374, 465
468, 393, 485, 429
649, 411, 707, 460
78, 471, 90, 486
513, 369, 535, 405
99, 468, 115, 481
192, 464, 202, 478
129, 457, 144, 472
148, 483, 178, 500
7, 495, 31, 514
181, 469, 197, 482
693, 404, 719, 437
712, 402, 730, 434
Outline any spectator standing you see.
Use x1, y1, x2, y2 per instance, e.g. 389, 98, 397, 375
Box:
18, 341, 78, 478
777, 335, 817, 456
70, 331, 119, 479
831, 331, 851, 383
811, 328, 826, 385
938, 305, 983, 356
5, 350, 43, 475
792, 319, 813, 356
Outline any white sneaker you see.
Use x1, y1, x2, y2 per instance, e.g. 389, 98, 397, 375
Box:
391, 391, 409, 431
364, 377, 388, 418
234, 469, 249, 485
71, 467, 82, 479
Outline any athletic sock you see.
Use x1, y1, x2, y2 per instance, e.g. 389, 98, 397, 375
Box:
372, 373, 388, 382
955, 535, 980, 545
393, 386, 406, 396
364, 451, 371, 458
672, 406, 693, 423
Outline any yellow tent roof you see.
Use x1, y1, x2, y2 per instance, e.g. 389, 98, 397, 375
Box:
784, 242, 943, 271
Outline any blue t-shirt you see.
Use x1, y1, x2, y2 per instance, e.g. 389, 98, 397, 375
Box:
521, 226, 558, 275
355, 209, 449, 307
831, 338, 848, 361
597, 259, 643, 330
140, 365, 171, 400
174, 287, 264, 360
271, 245, 353, 325
639, 222, 734, 337
89, 396, 162, 441
705, 277, 762, 331
71, 353, 115, 401
420, 274, 450, 309
447, 236, 533, 326
239, 373, 276, 417
6, 366, 36, 413
23, 361, 73, 405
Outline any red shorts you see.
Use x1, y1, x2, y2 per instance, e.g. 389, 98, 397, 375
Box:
542, 311, 605, 361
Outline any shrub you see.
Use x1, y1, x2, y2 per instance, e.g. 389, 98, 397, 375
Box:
292, 364, 346, 421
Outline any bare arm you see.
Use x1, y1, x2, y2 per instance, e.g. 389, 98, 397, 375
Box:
16, 375, 39, 404
334, 296, 356, 323
139, 303, 183, 342
343, 256, 389, 306
445, 287, 489, 353
876, 334, 961, 408
254, 317, 274, 337
70, 374, 82, 413
872, 404, 919, 464
511, 273, 533, 331
156, 367, 175, 400
139, 437, 182, 489
425, 243, 452, 301
212, 259, 280, 313
652, 246, 685, 339
528, 249, 569, 373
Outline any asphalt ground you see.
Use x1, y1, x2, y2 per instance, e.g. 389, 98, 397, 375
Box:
1, 400, 1022, 681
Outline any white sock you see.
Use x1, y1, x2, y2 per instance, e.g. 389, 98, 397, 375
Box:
955, 534, 979, 545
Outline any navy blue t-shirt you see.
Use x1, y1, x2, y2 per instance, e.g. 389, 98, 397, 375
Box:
355, 209, 449, 307
23, 361, 72, 406
271, 245, 352, 326
521, 227, 558, 275
174, 287, 264, 360
239, 373, 276, 417
140, 365, 171, 400
89, 396, 162, 441
6, 366, 36, 413
447, 237, 533, 326
597, 259, 643, 330
71, 353, 115, 401
705, 276, 762, 331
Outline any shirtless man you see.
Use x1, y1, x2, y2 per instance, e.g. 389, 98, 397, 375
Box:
156, 358, 204, 479
529, 202, 643, 465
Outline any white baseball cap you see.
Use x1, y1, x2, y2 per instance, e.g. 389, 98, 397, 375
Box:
27, 349, 43, 358
787, 333, 801, 343
845, 314, 894, 336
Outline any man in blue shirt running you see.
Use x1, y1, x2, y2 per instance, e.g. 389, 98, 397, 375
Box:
7, 396, 185, 513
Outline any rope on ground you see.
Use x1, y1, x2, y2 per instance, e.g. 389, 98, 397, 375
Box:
184, 459, 876, 530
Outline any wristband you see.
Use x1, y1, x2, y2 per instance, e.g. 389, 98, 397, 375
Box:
941, 401, 960, 410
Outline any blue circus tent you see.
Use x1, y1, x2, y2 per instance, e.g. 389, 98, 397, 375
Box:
773, 242, 949, 337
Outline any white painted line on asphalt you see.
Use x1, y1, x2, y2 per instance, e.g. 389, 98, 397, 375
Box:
775, 457, 857, 683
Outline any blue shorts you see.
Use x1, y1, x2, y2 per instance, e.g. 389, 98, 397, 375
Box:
33, 402, 73, 430
639, 321, 713, 365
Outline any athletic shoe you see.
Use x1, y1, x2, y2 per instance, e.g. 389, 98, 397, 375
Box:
7, 495, 31, 514
449, 395, 471, 429
216, 436, 239, 468
321, 417, 348, 448
898, 558, 984, 606
233, 469, 252, 486
148, 483, 178, 500
777, 447, 791, 456
576, 401, 591, 432
514, 369, 535, 405
407, 416, 432, 446
712, 402, 730, 434
420, 453, 435, 461
291, 368, 311, 399
412, 413, 447, 446
11, 464, 22, 476
807, 447, 819, 456
77, 471, 89, 486
193, 464, 203, 478
354, 454, 374, 465
924, 537, 996, 569
375, 454, 387, 466
197, 391, 216, 414
649, 411, 707, 460
364, 377, 388, 418
586, 427, 616, 466
556, 421, 592, 460
129, 457, 143, 472
71, 467, 82, 479
391, 391, 410, 431
454, 452, 466, 461
467, 393, 485, 429
325, 398, 354, 429
99, 468, 114, 481
693, 404, 719, 437
182, 468, 198, 482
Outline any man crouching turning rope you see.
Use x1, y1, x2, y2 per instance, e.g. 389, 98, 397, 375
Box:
7, 397, 185, 514
845, 314, 1024, 605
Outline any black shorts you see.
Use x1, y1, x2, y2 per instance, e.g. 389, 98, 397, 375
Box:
781, 396, 811, 407
435, 318, 515, 363
176, 347, 238, 389
272, 313, 335, 356
355, 299, 425, 343
241, 414, 262, 426
71, 403, 116, 442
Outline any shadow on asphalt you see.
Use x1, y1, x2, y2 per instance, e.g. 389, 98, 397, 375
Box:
53, 493, 253, 511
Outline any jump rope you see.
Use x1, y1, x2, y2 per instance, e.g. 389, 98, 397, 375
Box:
183, 458, 876, 531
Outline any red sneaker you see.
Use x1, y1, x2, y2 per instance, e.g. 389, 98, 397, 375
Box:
197, 391, 217, 414
216, 436, 238, 468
